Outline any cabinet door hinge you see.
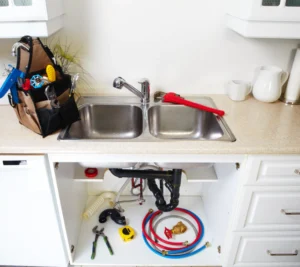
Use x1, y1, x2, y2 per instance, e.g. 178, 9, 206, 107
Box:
54, 162, 59, 170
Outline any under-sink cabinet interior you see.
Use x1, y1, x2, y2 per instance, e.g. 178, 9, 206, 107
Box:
49, 156, 242, 266
2, 154, 300, 267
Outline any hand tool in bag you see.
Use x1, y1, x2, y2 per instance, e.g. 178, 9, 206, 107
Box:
22, 79, 31, 91
0, 65, 25, 104
11, 42, 30, 57
70, 73, 80, 96
17, 77, 24, 88
119, 225, 135, 242
30, 74, 50, 89
154, 91, 225, 117
46, 65, 56, 82
45, 85, 60, 109
91, 226, 114, 259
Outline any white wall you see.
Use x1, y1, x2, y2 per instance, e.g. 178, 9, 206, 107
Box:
0, 0, 299, 95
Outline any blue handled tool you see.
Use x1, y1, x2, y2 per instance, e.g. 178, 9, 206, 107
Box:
0, 65, 25, 104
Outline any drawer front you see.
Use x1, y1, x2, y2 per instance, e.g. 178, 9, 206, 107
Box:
246, 156, 300, 186
236, 187, 300, 231
234, 235, 300, 266
259, 160, 300, 183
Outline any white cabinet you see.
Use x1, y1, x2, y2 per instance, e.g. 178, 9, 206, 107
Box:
0, 0, 64, 38
1, 153, 298, 267
226, 0, 300, 38
224, 155, 300, 267
0, 155, 68, 267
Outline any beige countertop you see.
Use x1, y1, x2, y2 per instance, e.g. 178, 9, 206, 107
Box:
0, 95, 300, 155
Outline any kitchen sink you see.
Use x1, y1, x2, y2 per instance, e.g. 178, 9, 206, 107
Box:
58, 96, 236, 142
148, 105, 224, 140
60, 104, 143, 139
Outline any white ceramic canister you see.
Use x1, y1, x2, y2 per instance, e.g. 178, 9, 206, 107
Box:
283, 48, 300, 104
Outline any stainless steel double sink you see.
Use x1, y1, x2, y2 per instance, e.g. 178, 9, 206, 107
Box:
58, 96, 236, 142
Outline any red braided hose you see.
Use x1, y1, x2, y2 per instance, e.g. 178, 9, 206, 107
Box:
142, 208, 203, 251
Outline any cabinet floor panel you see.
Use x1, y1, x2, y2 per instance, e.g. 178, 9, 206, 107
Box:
73, 196, 221, 266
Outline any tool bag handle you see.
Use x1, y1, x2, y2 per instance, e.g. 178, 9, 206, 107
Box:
16, 35, 63, 79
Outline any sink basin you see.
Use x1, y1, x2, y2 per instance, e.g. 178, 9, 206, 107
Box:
58, 96, 236, 142
148, 105, 224, 140
60, 104, 143, 140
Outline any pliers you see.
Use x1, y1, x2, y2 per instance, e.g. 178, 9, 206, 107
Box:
91, 226, 114, 259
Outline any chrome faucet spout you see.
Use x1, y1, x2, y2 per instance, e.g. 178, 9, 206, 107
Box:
123, 82, 143, 99
113, 77, 150, 104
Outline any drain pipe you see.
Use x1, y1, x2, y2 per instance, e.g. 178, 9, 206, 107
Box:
110, 169, 175, 180
109, 168, 182, 212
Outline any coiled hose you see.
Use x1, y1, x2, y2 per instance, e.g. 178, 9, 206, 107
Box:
142, 208, 208, 258
149, 214, 198, 256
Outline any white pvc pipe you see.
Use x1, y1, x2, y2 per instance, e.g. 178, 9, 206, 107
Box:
82, 191, 116, 220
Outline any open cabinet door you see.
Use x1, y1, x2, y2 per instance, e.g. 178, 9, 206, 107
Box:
49, 161, 88, 264
0, 155, 68, 267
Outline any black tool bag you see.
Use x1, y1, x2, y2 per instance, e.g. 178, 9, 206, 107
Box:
13, 36, 80, 137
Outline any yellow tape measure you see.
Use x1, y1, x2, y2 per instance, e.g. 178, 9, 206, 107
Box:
119, 226, 135, 242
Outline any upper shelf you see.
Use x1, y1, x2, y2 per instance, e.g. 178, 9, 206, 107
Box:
226, 15, 300, 39
226, 0, 300, 39
0, 0, 64, 38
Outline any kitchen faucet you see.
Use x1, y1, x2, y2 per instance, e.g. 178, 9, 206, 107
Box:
113, 77, 150, 104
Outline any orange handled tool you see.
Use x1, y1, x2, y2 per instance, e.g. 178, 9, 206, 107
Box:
162, 92, 225, 117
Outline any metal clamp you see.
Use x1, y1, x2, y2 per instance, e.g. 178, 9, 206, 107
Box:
267, 250, 298, 256
281, 209, 300, 215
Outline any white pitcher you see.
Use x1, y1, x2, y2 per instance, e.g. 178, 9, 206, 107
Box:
252, 66, 288, 103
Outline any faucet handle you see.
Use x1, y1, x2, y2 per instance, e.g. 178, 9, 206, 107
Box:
138, 78, 150, 85
139, 78, 150, 103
